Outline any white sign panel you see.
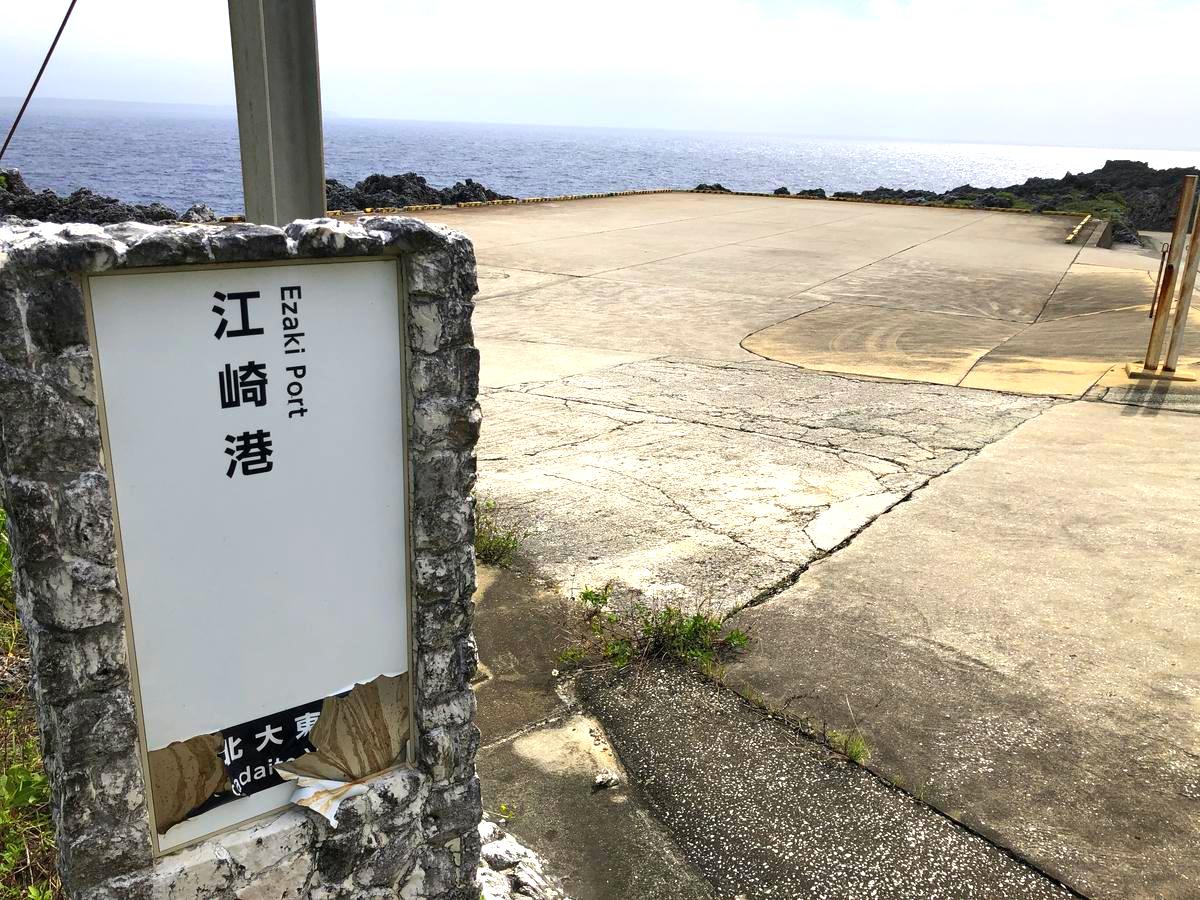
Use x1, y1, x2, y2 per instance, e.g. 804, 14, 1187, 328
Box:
88, 258, 409, 849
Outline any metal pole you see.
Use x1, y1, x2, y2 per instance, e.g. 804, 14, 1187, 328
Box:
1151, 240, 1169, 318
227, 0, 326, 226
1144, 175, 1198, 371
1163, 213, 1200, 372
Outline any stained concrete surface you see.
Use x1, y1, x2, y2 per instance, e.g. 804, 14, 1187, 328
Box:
725, 401, 1200, 899
580, 664, 1076, 900
741, 249, 1191, 397
742, 304, 1024, 386
799, 255, 1064, 322
473, 567, 714, 900
1036, 266, 1154, 321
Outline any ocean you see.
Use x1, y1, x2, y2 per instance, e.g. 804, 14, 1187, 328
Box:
3, 104, 1198, 216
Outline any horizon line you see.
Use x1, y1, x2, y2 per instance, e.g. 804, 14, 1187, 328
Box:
2, 95, 1199, 156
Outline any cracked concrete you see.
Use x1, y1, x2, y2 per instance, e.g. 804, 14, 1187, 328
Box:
477, 358, 1049, 613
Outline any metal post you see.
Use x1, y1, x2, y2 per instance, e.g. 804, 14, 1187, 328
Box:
1151, 240, 1169, 318
227, 0, 326, 226
1163, 211, 1200, 372
1144, 175, 1198, 371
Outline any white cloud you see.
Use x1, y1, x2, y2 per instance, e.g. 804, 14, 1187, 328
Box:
1, 0, 1198, 147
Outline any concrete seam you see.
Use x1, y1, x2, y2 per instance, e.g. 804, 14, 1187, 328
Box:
778, 210, 997, 302
952, 324, 1035, 388
729, 349, 1059, 401
473, 274, 579, 303
1077, 393, 1200, 416
1031, 228, 1089, 324
706, 671, 1091, 898
1040, 302, 1150, 323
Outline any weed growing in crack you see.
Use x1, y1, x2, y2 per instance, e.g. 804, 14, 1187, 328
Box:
827, 729, 871, 764
474, 496, 524, 568
559, 582, 750, 671
733, 683, 874, 769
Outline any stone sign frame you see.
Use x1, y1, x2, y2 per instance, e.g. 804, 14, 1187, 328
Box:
0, 217, 482, 899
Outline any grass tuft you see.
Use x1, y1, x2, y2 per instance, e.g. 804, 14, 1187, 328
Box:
0, 507, 59, 899
473, 497, 524, 568
560, 582, 750, 671
843, 730, 871, 765
827, 728, 871, 765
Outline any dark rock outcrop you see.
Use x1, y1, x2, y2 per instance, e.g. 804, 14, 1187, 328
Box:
0, 168, 179, 225
841, 186, 939, 203
767, 160, 1198, 239
1, 168, 515, 224
694, 183, 731, 192
324, 172, 514, 210
890, 161, 1196, 233
976, 193, 1013, 209
180, 203, 218, 223
769, 186, 826, 199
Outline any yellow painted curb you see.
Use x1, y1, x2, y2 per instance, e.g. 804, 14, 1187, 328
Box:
1065, 214, 1093, 243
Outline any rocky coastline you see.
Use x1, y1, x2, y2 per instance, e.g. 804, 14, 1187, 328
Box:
711, 159, 1199, 242
325, 171, 515, 211
3, 160, 1194, 242
0, 168, 514, 226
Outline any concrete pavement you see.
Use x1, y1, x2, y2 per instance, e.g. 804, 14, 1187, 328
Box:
725, 400, 1200, 898
423, 192, 1200, 399
472, 567, 1079, 900
581, 664, 1078, 900
411, 193, 1200, 898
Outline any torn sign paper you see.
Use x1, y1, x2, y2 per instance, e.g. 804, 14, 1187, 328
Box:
148, 733, 227, 833
276, 673, 411, 826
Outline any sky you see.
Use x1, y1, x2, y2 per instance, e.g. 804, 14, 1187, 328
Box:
2, 0, 1199, 149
